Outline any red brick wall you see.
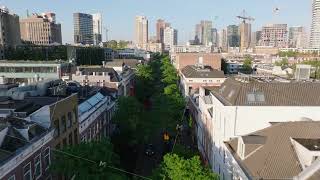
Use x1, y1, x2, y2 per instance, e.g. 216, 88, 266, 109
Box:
176, 53, 222, 70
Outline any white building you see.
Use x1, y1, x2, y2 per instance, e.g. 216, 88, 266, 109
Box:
223, 121, 320, 180
189, 77, 320, 178
289, 26, 307, 48
92, 13, 102, 45
179, 65, 225, 97
163, 27, 177, 51
134, 16, 148, 50
170, 43, 213, 54
0, 60, 75, 84
310, 0, 320, 49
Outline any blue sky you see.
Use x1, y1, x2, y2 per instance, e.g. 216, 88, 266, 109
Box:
1, 0, 312, 44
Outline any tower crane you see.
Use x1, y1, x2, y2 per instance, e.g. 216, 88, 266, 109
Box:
237, 10, 255, 24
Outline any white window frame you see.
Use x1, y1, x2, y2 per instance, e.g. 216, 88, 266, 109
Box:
44, 147, 51, 171
34, 153, 42, 180
23, 162, 32, 180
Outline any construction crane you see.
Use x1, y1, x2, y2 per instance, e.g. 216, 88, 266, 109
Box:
237, 10, 255, 23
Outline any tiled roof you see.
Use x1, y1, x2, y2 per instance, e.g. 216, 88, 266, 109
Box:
181, 65, 225, 78
209, 78, 320, 106
225, 121, 320, 180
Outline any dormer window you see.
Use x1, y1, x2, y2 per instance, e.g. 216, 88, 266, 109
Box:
247, 92, 265, 103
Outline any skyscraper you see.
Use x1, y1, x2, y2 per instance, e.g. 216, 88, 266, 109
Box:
156, 19, 170, 44
194, 21, 213, 46
0, 7, 21, 59
163, 27, 177, 51
260, 24, 288, 47
135, 16, 148, 49
239, 22, 251, 51
218, 28, 228, 52
211, 28, 218, 47
289, 26, 307, 48
73, 13, 93, 45
20, 12, 62, 45
92, 13, 102, 46
227, 25, 240, 47
201, 20, 213, 46
194, 24, 202, 45
310, 0, 320, 48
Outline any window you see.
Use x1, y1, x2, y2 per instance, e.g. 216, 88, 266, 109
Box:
23, 163, 32, 180
247, 92, 265, 103
8, 175, 15, 180
61, 115, 66, 133
34, 154, 42, 179
74, 129, 78, 144
73, 108, 77, 123
53, 119, 60, 137
44, 147, 51, 171
69, 133, 73, 145
67, 112, 72, 128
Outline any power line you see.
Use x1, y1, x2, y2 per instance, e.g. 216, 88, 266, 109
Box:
4, 134, 152, 180
52, 148, 153, 180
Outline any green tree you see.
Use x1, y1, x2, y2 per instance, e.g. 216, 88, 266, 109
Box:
241, 55, 253, 74
275, 57, 289, 67
50, 138, 127, 180
153, 154, 219, 180
112, 96, 145, 144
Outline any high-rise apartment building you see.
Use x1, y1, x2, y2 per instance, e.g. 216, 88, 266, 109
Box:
92, 13, 102, 46
260, 24, 288, 48
289, 26, 307, 48
163, 27, 177, 51
218, 28, 228, 52
134, 16, 148, 49
194, 24, 202, 45
201, 20, 213, 46
156, 19, 170, 44
254, 30, 262, 46
73, 13, 93, 45
227, 25, 240, 47
20, 12, 62, 45
0, 7, 21, 59
194, 21, 213, 46
310, 0, 320, 48
239, 22, 251, 51
211, 28, 218, 47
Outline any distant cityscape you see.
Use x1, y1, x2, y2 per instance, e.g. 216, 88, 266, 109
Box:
1, 1, 320, 180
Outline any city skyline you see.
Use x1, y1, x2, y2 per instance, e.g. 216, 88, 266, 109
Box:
1, 0, 312, 44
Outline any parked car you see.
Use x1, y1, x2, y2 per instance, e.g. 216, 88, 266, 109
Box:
145, 144, 155, 156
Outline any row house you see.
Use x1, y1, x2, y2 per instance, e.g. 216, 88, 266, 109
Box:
78, 90, 116, 142
189, 77, 320, 179
179, 64, 225, 97
224, 121, 320, 180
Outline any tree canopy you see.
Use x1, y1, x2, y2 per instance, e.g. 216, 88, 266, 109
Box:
275, 57, 289, 67
153, 154, 219, 180
50, 138, 127, 180
241, 55, 253, 74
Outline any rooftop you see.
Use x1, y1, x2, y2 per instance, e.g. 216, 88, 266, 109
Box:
207, 78, 320, 106
225, 121, 320, 180
77, 66, 121, 82
181, 65, 225, 79
0, 117, 48, 164
105, 59, 141, 69
0, 60, 69, 64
